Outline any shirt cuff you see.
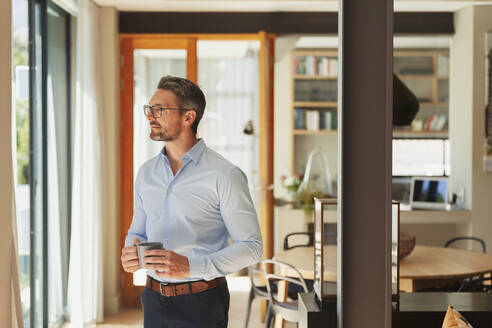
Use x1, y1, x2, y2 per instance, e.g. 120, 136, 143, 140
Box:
124, 235, 147, 247
188, 256, 206, 278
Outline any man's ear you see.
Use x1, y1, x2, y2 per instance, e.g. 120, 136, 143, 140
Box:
183, 110, 196, 127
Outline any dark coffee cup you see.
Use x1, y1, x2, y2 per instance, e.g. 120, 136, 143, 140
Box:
137, 242, 163, 269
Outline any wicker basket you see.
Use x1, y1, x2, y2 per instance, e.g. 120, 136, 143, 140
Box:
399, 232, 416, 259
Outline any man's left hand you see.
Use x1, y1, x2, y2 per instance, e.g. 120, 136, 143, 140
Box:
144, 249, 190, 279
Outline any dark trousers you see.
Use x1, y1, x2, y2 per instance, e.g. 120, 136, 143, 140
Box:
141, 282, 230, 328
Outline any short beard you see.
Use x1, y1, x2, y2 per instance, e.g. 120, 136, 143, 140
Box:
150, 126, 180, 142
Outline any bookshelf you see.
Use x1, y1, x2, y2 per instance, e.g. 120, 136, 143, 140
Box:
290, 49, 450, 174
291, 50, 339, 175
392, 50, 449, 137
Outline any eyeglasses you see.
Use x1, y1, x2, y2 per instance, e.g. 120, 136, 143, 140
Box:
143, 104, 184, 118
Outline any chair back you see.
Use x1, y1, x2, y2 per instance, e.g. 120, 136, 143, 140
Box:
444, 237, 486, 253
261, 259, 308, 304
248, 263, 267, 294
283, 232, 313, 250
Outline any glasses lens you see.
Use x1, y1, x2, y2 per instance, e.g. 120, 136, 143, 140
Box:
144, 105, 161, 118
143, 105, 151, 116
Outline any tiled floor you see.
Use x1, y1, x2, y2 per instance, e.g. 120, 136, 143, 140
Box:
87, 277, 296, 328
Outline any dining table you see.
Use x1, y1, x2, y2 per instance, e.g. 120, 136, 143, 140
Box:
272, 245, 492, 328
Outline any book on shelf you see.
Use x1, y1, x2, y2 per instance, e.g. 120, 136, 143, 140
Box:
293, 56, 307, 75
307, 110, 320, 131
317, 57, 328, 76
293, 55, 338, 77
423, 114, 448, 132
329, 58, 338, 76
294, 107, 307, 130
327, 111, 336, 130
315, 57, 338, 77
320, 111, 335, 130
294, 108, 337, 131
437, 55, 449, 76
305, 56, 315, 76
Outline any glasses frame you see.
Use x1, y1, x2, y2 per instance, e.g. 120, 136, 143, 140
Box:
143, 104, 185, 118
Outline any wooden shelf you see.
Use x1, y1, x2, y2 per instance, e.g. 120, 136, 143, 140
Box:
294, 75, 337, 80
393, 130, 448, 139
292, 50, 337, 57
294, 129, 337, 135
293, 101, 337, 107
275, 206, 471, 225
419, 102, 449, 107
398, 74, 435, 79
400, 209, 471, 224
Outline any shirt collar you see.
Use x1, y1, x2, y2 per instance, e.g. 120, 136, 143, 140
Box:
161, 139, 206, 165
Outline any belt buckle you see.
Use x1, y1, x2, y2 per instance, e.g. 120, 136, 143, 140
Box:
159, 282, 169, 296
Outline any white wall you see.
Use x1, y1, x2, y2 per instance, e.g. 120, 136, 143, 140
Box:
469, 6, 492, 252
274, 36, 297, 199
449, 6, 492, 252
450, 6, 475, 210
99, 6, 121, 315
0, 0, 13, 325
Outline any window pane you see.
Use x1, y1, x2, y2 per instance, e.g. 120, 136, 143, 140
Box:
47, 4, 71, 325
32, 2, 45, 325
393, 139, 448, 176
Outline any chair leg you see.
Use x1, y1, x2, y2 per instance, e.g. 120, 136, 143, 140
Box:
264, 302, 273, 328
243, 289, 254, 328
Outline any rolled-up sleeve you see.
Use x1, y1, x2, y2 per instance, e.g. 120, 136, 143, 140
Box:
188, 167, 263, 280
124, 171, 148, 247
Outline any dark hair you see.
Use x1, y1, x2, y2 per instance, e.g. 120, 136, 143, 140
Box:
157, 76, 206, 135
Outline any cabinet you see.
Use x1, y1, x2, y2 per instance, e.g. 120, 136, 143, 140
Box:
290, 49, 450, 174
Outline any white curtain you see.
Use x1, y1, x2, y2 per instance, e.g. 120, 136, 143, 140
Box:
11, 184, 23, 328
11, 66, 24, 328
47, 74, 64, 323
67, 0, 104, 325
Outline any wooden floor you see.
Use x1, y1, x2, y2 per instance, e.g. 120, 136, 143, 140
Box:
93, 278, 296, 328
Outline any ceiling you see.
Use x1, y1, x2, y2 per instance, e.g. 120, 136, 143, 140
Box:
93, 0, 492, 12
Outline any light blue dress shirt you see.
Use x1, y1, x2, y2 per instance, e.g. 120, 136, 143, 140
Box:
125, 139, 263, 283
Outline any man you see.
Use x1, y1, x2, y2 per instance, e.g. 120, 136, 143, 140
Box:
120, 76, 263, 327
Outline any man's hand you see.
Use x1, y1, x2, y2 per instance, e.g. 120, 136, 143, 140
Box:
121, 238, 141, 273
144, 249, 190, 279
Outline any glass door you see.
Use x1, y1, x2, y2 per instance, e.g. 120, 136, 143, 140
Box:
29, 0, 73, 326
46, 3, 72, 326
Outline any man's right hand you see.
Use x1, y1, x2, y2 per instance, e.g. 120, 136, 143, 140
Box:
121, 238, 141, 273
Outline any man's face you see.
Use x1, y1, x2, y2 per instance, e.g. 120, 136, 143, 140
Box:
147, 89, 184, 142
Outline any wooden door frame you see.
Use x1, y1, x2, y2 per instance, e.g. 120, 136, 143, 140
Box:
119, 33, 275, 307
